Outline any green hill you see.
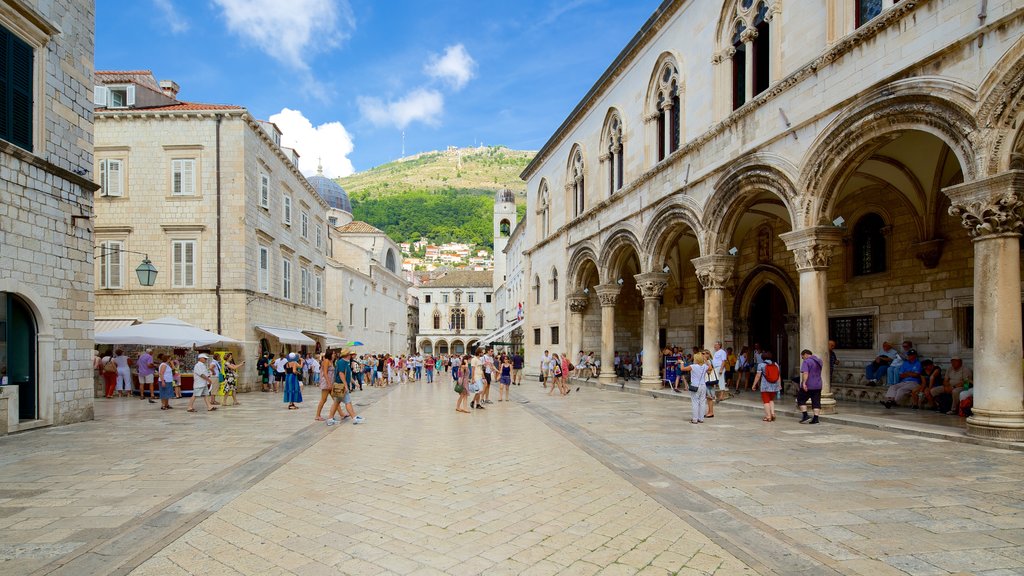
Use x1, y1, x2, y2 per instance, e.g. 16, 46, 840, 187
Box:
338, 146, 533, 249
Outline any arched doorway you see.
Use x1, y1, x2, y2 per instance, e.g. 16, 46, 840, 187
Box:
436, 339, 449, 355
1, 292, 37, 420
747, 284, 790, 376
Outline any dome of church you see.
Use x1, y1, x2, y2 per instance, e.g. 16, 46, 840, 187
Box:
308, 163, 352, 213
495, 188, 516, 204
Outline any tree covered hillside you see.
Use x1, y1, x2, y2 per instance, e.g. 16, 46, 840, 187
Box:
340, 146, 533, 249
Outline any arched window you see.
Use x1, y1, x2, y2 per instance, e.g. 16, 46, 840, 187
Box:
536, 180, 551, 240
552, 269, 559, 301
651, 62, 680, 162
852, 213, 887, 276
476, 311, 484, 330
604, 112, 624, 193
722, 0, 776, 112
534, 274, 541, 305
433, 310, 441, 330
856, 0, 883, 27
450, 308, 466, 331
499, 219, 511, 237
385, 249, 397, 273
569, 147, 585, 218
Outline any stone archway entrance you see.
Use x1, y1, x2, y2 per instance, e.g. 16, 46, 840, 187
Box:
748, 284, 789, 377
1, 292, 38, 420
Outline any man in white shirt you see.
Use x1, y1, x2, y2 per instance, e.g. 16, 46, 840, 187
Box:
482, 349, 495, 404
469, 349, 485, 409
540, 350, 551, 388
712, 342, 728, 399
188, 353, 217, 412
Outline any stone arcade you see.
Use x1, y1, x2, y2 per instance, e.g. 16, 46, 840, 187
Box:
522, 0, 1024, 440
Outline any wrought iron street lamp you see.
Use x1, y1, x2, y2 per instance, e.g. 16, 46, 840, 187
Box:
95, 247, 159, 287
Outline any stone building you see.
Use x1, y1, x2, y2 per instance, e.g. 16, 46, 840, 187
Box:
93, 71, 331, 385
416, 270, 495, 356
0, 0, 96, 432
522, 0, 1024, 440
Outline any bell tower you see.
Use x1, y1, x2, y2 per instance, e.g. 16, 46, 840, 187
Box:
493, 189, 517, 291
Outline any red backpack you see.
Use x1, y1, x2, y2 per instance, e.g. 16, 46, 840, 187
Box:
764, 362, 780, 384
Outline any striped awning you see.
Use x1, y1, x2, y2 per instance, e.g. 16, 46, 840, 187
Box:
255, 325, 315, 346
95, 318, 140, 334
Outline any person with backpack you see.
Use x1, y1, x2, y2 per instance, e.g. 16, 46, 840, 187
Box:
798, 349, 824, 424
752, 351, 782, 422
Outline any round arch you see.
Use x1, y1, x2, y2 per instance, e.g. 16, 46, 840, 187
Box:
799, 80, 980, 225
435, 339, 449, 355
419, 340, 433, 354
732, 265, 798, 321
567, 243, 600, 291
0, 279, 55, 425
598, 226, 644, 283
451, 339, 465, 354
642, 195, 705, 270
977, 34, 1024, 174
703, 153, 799, 252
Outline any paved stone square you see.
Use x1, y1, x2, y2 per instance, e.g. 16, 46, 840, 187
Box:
0, 379, 1022, 575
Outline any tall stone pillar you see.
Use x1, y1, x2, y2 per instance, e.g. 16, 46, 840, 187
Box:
595, 283, 621, 385
634, 272, 669, 390
946, 172, 1024, 441
691, 255, 737, 348
780, 227, 842, 414
567, 292, 588, 364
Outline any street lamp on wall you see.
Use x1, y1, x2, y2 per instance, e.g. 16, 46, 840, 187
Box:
95, 247, 159, 287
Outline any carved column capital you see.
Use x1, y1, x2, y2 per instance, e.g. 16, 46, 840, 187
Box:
780, 226, 843, 272
567, 293, 589, 314
739, 28, 759, 43
633, 272, 669, 300
690, 254, 736, 290
945, 171, 1024, 238
594, 283, 621, 307
912, 239, 946, 269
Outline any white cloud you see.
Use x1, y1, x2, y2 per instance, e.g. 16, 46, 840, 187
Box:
269, 108, 355, 178
424, 44, 476, 91
213, 0, 355, 70
357, 88, 444, 130
153, 0, 189, 34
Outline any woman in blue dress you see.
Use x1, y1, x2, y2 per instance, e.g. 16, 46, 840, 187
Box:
284, 352, 303, 409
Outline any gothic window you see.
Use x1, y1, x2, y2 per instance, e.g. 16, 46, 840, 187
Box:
433, 310, 441, 330
569, 147, 585, 218
856, 0, 883, 27
604, 112, 624, 193
723, 0, 776, 112
651, 62, 680, 162
385, 249, 397, 273
732, 22, 747, 110
752, 3, 770, 96
534, 274, 541, 305
537, 180, 551, 239
552, 269, 559, 301
476, 311, 484, 330
852, 213, 887, 276
450, 309, 466, 331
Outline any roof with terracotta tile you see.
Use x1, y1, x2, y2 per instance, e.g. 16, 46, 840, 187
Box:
336, 221, 385, 234
422, 270, 493, 288
96, 102, 245, 113
96, 70, 162, 91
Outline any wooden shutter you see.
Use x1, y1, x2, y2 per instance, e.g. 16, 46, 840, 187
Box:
184, 241, 194, 287
102, 159, 123, 197
1, 25, 34, 151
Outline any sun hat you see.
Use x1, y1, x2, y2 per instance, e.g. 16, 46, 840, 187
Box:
197, 353, 209, 359
287, 352, 298, 361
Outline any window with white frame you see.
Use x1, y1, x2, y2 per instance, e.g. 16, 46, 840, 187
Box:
315, 274, 323, 308
171, 240, 197, 287
171, 159, 196, 196
98, 240, 124, 289
315, 223, 322, 249
260, 171, 270, 208
282, 258, 292, 299
283, 195, 292, 225
258, 246, 270, 292
107, 85, 135, 108
300, 267, 310, 305
301, 212, 309, 239
99, 159, 124, 197
468, 293, 475, 303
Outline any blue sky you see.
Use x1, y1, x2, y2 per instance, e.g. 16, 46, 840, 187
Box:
96, 0, 660, 178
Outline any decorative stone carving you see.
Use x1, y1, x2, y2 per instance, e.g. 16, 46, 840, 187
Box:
739, 28, 759, 43
690, 255, 736, 291
567, 295, 589, 313
944, 171, 1024, 238
779, 227, 843, 272
912, 239, 946, 269
594, 283, 621, 307
633, 272, 669, 300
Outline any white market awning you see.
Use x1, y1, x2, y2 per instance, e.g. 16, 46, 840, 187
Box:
255, 325, 316, 346
95, 318, 140, 334
96, 316, 238, 347
479, 318, 525, 345
302, 330, 347, 348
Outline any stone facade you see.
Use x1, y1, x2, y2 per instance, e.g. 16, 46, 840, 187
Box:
523, 0, 1024, 439
416, 270, 496, 355
0, 0, 97, 432
93, 75, 330, 390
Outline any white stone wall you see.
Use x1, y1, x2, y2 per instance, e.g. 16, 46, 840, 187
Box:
0, 0, 96, 428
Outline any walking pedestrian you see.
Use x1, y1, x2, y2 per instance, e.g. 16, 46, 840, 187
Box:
283, 352, 303, 409
257, 352, 270, 392
222, 353, 243, 406
327, 349, 364, 425
498, 354, 512, 401
455, 356, 470, 413
272, 353, 286, 394
113, 349, 132, 398
315, 350, 335, 421
101, 352, 117, 398
469, 350, 485, 409
798, 349, 823, 424
677, 352, 709, 423
188, 353, 217, 412
137, 348, 156, 403
751, 351, 782, 422
157, 353, 174, 410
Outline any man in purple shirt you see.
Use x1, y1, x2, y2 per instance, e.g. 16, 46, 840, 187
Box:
798, 349, 824, 424
137, 348, 155, 403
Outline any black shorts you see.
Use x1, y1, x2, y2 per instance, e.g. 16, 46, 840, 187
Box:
797, 388, 822, 409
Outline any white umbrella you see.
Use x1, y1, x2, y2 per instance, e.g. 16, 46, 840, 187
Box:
95, 316, 239, 347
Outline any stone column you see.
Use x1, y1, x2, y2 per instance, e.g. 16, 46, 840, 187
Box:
634, 272, 669, 390
946, 171, 1024, 441
691, 255, 737, 348
780, 227, 843, 414
595, 283, 621, 385
567, 292, 589, 364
